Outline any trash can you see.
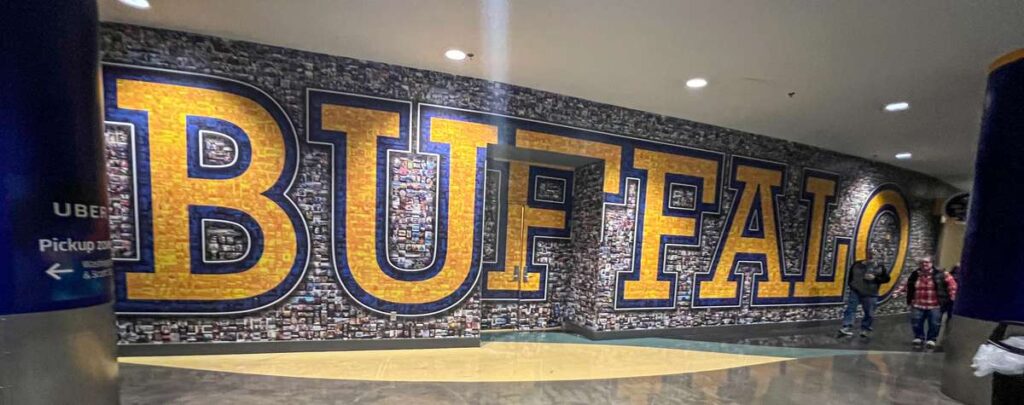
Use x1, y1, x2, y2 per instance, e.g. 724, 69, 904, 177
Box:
972, 321, 1024, 405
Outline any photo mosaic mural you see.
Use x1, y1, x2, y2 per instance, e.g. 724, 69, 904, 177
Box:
101, 24, 956, 344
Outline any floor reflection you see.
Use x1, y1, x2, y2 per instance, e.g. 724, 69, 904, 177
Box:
696, 315, 933, 353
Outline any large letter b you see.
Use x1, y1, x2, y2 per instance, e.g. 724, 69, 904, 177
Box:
105, 66, 307, 314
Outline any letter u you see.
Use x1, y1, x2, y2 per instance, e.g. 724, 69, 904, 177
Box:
53, 202, 71, 217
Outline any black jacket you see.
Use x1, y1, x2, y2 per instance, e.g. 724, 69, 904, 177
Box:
847, 260, 890, 296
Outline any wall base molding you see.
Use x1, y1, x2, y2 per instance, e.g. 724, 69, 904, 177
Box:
564, 313, 908, 341
118, 337, 480, 357
119, 314, 914, 356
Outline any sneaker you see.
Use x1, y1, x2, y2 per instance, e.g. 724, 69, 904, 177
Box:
860, 330, 871, 338
925, 340, 937, 349
912, 338, 923, 346
838, 327, 854, 337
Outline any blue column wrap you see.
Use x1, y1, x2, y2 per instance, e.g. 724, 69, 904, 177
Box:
957, 50, 1024, 322
0, 1, 112, 315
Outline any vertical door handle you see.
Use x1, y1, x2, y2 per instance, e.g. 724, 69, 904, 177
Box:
518, 205, 527, 283
513, 265, 520, 280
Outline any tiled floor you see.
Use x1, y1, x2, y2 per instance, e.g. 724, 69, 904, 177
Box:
119, 318, 959, 404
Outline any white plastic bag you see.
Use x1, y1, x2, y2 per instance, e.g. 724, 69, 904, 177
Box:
972, 336, 1024, 377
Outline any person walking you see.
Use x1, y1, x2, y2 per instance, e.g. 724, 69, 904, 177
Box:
907, 257, 957, 349
941, 264, 961, 321
838, 251, 890, 338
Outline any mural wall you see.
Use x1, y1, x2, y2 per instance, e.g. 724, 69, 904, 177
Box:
102, 24, 956, 344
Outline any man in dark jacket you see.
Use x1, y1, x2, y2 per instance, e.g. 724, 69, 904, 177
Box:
907, 257, 957, 349
838, 251, 890, 338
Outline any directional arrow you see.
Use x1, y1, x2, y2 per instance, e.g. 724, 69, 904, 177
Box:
45, 263, 73, 280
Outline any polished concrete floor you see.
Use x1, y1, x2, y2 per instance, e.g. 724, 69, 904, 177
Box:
692, 314, 944, 352
120, 317, 959, 404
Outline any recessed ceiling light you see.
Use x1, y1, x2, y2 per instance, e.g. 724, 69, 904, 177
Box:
444, 49, 468, 61
686, 78, 708, 89
118, 0, 151, 9
884, 101, 910, 112
895, 152, 913, 160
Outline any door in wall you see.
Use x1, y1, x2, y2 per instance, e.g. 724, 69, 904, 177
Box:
481, 203, 528, 331
482, 202, 568, 331
480, 159, 576, 331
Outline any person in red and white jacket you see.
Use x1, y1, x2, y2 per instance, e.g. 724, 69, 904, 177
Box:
906, 257, 957, 349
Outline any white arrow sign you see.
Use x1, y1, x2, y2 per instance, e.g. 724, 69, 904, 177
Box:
45, 263, 73, 280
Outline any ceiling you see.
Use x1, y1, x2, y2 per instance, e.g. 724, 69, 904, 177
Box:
99, 0, 1024, 189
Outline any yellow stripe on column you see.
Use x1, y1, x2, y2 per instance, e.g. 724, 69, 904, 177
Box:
991, 48, 1024, 72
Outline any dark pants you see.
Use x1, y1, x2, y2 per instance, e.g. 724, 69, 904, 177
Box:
941, 301, 954, 321
911, 307, 943, 341
842, 290, 877, 330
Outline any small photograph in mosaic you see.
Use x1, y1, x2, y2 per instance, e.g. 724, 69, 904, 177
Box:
868, 212, 901, 269
104, 121, 138, 260
199, 131, 237, 167
534, 176, 567, 203
203, 220, 249, 262
668, 183, 697, 210
595, 178, 642, 309
387, 152, 438, 270
482, 169, 502, 263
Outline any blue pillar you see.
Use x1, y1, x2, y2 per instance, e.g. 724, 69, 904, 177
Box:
0, 1, 118, 403
957, 50, 1024, 322
942, 49, 1024, 405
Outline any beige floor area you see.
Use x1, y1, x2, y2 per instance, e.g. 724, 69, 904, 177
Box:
119, 341, 791, 382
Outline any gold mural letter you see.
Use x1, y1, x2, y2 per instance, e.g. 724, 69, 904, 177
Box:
118, 79, 300, 301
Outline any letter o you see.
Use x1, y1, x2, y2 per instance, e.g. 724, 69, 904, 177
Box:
853, 184, 911, 300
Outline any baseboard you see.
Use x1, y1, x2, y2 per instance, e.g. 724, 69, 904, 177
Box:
480, 326, 563, 333
119, 314, 910, 355
118, 336, 481, 357
564, 313, 907, 341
